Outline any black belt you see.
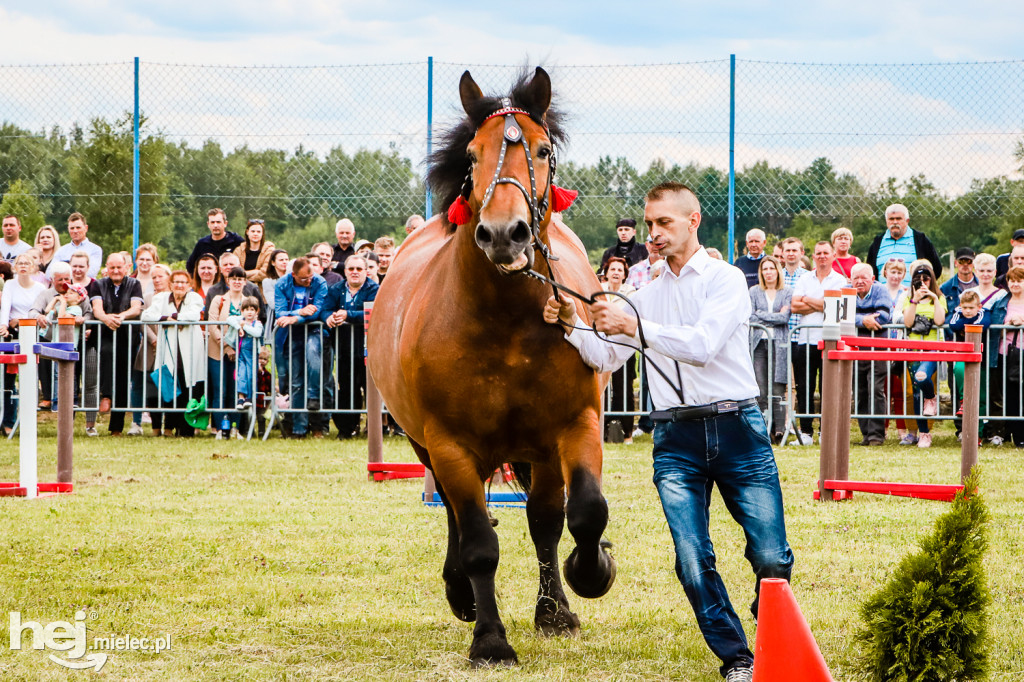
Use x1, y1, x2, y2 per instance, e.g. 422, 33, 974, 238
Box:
650, 398, 758, 423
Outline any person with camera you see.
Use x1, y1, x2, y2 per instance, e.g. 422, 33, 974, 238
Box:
901, 260, 946, 447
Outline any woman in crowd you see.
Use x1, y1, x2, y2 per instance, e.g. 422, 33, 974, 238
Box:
601, 256, 638, 444
34, 225, 61, 275
262, 249, 289, 316
233, 219, 276, 284
208, 266, 248, 439
901, 259, 946, 448
192, 253, 220, 304
365, 251, 380, 284
975, 252, 1009, 445
881, 257, 910, 442
830, 227, 860, 280
133, 243, 160, 298
749, 255, 792, 443
141, 270, 206, 437
129, 264, 171, 436
0, 253, 47, 435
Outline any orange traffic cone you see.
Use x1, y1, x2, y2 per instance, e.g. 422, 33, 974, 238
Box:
752, 578, 833, 681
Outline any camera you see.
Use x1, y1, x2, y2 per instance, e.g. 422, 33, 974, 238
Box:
911, 270, 929, 290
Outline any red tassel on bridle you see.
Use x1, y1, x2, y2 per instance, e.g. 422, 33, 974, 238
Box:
550, 184, 578, 212
447, 196, 473, 225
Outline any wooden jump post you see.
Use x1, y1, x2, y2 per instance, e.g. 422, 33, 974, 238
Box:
816, 289, 982, 502
0, 318, 78, 499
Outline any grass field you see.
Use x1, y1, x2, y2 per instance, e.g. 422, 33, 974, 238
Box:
1, 417, 1022, 681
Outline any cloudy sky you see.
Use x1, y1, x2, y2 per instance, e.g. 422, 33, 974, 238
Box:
2, 2, 1023, 196
2, 1, 1022, 65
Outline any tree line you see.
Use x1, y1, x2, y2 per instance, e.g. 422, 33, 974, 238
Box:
2, 114, 1023, 265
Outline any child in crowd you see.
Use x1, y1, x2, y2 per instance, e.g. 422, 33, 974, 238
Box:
43, 283, 87, 344
991, 266, 1024, 447
231, 296, 264, 410
946, 289, 990, 420
255, 346, 272, 437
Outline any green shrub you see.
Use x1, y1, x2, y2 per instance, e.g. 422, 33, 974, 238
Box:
857, 468, 990, 681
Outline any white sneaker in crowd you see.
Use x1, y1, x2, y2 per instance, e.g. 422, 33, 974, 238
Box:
85, 426, 99, 437
126, 423, 143, 436
230, 427, 241, 440
798, 432, 814, 445
917, 433, 933, 448
631, 428, 644, 438
989, 435, 1004, 446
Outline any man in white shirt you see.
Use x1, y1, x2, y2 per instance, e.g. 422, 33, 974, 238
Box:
544, 182, 792, 682
1, 215, 32, 263
54, 212, 103, 278
791, 241, 847, 442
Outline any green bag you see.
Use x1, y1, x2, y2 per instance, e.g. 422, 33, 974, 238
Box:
184, 395, 209, 430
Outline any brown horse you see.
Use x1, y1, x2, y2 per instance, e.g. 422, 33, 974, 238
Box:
367, 67, 616, 666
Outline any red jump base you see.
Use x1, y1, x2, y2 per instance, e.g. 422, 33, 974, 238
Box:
0, 482, 74, 498
815, 479, 962, 502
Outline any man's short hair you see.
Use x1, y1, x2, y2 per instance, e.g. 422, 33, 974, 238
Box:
374, 236, 395, 250
106, 252, 127, 267
645, 182, 701, 214
67, 212, 86, 224
781, 236, 804, 251
305, 252, 321, 266
1006, 266, 1024, 283
218, 251, 238, 264
850, 263, 873, 279
335, 218, 354, 232
405, 214, 424, 229
814, 240, 833, 251
345, 254, 368, 269
885, 203, 909, 220
3, 214, 20, 226
311, 242, 331, 253
745, 228, 766, 241
958, 289, 980, 305
207, 208, 226, 221
291, 257, 310, 275
50, 262, 72, 278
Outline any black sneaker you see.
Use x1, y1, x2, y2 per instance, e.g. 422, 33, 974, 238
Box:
307, 399, 320, 412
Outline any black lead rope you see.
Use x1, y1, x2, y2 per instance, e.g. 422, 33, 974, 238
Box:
524, 266, 688, 406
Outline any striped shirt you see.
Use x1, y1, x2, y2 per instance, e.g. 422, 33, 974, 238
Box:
874, 229, 918, 287
783, 266, 808, 340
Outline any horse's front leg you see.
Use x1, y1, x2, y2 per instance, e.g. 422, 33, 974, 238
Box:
431, 446, 517, 667
559, 411, 617, 599
526, 462, 580, 636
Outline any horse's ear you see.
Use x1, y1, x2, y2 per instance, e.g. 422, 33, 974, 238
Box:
530, 67, 552, 114
459, 71, 484, 114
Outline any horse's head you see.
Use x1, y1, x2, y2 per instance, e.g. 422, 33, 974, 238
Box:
429, 67, 569, 276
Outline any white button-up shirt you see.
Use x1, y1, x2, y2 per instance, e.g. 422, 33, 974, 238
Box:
792, 269, 848, 345
566, 247, 759, 409
54, 238, 104, 279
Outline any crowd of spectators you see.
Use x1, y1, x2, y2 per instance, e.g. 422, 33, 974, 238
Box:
3, 204, 1024, 448
0, 209, 415, 441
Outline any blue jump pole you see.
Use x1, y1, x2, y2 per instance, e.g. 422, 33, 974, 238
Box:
132, 57, 141, 255
727, 54, 736, 264
425, 56, 434, 218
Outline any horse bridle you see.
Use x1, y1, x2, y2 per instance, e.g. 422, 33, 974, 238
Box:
472, 99, 559, 267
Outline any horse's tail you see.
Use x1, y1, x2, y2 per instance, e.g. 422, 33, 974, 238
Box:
507, 462, 532, 496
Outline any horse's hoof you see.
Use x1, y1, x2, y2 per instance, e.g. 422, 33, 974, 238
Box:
535, 606, 580, 637
469, 632, 518, 668
445, 580, 476, 622
563, 543, 617, 599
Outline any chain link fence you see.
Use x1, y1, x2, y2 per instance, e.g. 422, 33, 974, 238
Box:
2, 58, 1023, 260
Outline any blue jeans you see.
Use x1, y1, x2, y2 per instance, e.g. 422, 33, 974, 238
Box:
236, 338, 257, 402
652, 404, 794, 675
286, 325, 322, 436
909, 360, 937, 433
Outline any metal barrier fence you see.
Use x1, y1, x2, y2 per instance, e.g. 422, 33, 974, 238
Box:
2, 59, 1024, 259
3, 318, 1022, 443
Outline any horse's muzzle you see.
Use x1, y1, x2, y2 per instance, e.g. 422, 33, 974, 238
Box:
475, 220, 535, 274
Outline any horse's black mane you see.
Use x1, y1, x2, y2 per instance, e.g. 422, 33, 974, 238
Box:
427, 68, 568, 232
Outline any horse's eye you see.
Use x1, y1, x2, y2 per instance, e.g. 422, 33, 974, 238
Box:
468, 152, 477, 165
537, 147, 551, 160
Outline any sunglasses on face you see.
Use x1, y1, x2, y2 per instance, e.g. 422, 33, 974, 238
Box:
247, 219, 265, 225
